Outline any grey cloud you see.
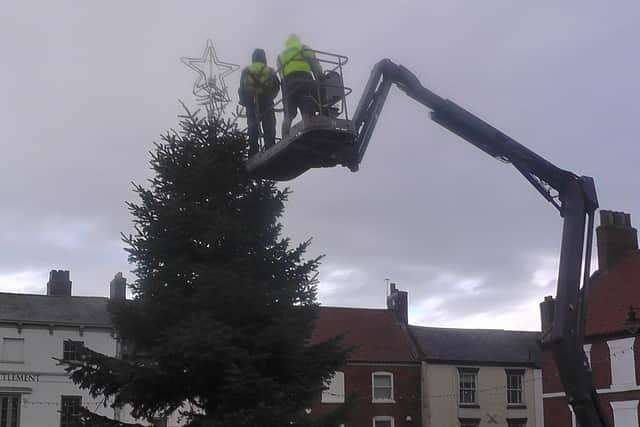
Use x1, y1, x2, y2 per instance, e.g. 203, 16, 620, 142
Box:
1, 1, 638, 330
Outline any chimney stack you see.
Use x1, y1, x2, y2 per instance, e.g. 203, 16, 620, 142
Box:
386, 282, 408, 324
110, 272, 127, 300
539, 295, 555, 336
47, 270, 72, 296
596, 210, 638, 271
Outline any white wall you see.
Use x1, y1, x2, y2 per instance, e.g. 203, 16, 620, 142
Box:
607, 337, 636, 390
0, 324, 120, 426
610, 400, 639, 427
422, 363, 539, 427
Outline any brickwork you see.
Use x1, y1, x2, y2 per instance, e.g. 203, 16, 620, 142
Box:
312, 364, 421, 426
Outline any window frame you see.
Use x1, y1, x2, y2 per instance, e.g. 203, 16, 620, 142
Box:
62, 340, 84, 362
60, 395, 82, 427
371, 371, 394, 403
457, 367, 479, 407
372, 415, 394, 427
459, 418, 480, 427
1, 338, 24, 363
506, 369, 525, 407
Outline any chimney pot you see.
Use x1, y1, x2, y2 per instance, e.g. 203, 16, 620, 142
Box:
597, 210, 638, 271
47, 269, 72, 296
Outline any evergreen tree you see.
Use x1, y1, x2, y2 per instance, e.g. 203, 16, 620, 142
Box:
61, 108, 350, 426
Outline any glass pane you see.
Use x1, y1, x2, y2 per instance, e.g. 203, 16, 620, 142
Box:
461, 389, 476, 403
10, 397, 18, 427
373, 375, 391, 387
1, 397, 7, 427
460, 374, 476, 387
373, 387, 391, 399
61, 396, 81, 427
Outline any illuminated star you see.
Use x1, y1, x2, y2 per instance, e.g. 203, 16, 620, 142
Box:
181, 39, 239, 108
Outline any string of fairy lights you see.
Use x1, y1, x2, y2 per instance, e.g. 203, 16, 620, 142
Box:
319, 344, 640, 404
13, 344, 639, 408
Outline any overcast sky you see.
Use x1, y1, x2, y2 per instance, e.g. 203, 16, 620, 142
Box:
1, 1, 638, 331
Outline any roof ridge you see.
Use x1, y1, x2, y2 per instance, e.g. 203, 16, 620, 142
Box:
409, 324, 540, 334
0, 292, 109, 300
319, 305, 388, 311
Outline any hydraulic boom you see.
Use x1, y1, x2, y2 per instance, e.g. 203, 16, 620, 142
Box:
352, 59, 605, 426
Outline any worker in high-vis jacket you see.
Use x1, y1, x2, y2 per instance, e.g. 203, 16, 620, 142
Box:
277, 34, 323, 137
238, 48, 280, 156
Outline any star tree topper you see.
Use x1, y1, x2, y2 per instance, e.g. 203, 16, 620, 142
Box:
181, 39, 240, 115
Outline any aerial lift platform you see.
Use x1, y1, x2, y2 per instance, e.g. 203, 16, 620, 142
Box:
245, 50, 359, 180
246, 53, 608, 426
246, 115, 355, 181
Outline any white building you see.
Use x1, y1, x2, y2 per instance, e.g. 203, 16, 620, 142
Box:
409, 325, 543, 427
0, 270, 173, 427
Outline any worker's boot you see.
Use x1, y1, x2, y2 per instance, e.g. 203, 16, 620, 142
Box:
248, 142, 259, 157
281, 116, 292, 138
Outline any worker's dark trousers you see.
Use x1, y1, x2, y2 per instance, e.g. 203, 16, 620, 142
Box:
281, 72, 318, 137
246, 99, 276, 156
282, 72, 318, 118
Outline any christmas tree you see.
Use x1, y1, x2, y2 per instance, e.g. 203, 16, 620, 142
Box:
61, 108, 350, 427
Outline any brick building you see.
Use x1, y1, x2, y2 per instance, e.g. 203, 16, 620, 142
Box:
310, 285, 422, 427
541, 210, 640, 426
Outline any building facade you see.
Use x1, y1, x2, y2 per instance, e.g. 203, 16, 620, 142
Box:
310, 285, 422, 427
410, 325, 542, 427
540, 210, 640, 426
0, 270, 173, 427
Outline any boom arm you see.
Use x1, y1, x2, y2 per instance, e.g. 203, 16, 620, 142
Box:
352, 59, 605, 426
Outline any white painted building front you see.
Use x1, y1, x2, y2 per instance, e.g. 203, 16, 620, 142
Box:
0, 270, 179, 427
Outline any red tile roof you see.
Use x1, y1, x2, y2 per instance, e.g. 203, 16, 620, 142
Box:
311, 306, 417, 362
586, 251, 640, 336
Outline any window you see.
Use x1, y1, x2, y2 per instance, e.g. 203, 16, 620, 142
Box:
0, 395, 21, 427
373, 416, 394, 427
506, 369, 524, 405
2, 339, 24, 363
62, 341, 84, 361
371, 372, 393, 402
459, 418, 480, 427
60, 396, 81, 427
458, 368, 478, 405
507, 418, 527, 427
321, 371, 345, 403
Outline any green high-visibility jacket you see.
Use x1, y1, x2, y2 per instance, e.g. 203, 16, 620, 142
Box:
241, 63, 278, 95
277, 45, 315, 77
239, 62, 279, 106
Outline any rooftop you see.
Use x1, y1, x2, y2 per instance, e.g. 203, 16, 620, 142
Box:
409, 325, 540, 366
0, 292, 112, 327
312, 306, 417, 363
